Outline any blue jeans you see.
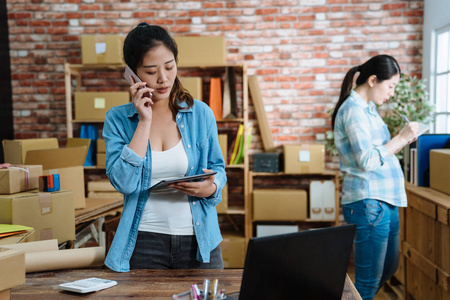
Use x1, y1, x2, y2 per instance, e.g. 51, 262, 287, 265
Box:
342, 199, 400, 300
129, 231, 224, 270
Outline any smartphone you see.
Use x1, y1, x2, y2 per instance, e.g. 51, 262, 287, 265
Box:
124, 65, 152, 99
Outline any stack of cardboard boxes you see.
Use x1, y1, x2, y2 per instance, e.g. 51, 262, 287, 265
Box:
0, 138, 89, 245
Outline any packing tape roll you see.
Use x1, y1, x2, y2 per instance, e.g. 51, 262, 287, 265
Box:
25, 247, 105, 273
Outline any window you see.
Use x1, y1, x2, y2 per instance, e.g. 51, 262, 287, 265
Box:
433, 26, 450, 133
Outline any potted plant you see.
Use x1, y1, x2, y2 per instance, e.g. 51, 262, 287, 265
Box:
325, 74, 434, 158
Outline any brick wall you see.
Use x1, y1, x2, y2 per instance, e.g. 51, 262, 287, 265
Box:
7, 0, 424, 149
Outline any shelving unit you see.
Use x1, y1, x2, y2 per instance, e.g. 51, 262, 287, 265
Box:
246, 170, 340, 246
64, 62, 251, 242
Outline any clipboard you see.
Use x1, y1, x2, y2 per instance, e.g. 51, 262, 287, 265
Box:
149, 172, 217, 191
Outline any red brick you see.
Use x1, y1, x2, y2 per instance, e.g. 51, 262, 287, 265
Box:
203, 2, 224, 9
8, 13, 32, 19
256, 9, 278, 15
382, 3, 407, 10
79, 5, 102, 11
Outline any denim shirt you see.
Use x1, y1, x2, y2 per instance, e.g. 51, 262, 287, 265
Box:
103, 99, 227, 272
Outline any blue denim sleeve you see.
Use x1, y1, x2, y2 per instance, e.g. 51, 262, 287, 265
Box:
103, 109, 147, 195
200, 111, 227, 207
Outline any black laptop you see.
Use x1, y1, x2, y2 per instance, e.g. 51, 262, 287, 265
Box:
227, 224, 356, 300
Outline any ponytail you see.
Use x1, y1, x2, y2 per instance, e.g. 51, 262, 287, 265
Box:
331, 54, 401, 130
331, 66, 359, 130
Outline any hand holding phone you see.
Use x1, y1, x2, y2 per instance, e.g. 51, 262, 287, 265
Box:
124, 65, 152, 101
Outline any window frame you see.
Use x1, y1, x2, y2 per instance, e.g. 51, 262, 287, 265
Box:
432, 25, 450, 133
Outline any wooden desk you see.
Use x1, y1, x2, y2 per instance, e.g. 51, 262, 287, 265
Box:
11, 268, 362, 299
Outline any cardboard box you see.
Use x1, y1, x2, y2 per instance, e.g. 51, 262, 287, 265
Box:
0, 165, 43, 194
25, 145, 88, 209
88, 191, 123, 200
97, 139, 106, 153
283, 144, 325, 174
96, 153, 106, 168
430, 149, 450, 195
218, 134, 227, 163
81, 35, 124, 65
310, 180, 335, 221
87, 180, 115, 192
181, 77, 203, 101
2, 138, 59, 165
216, 184, 228, 214
256, 225, 298, 237
75, 92, 130, 121
221, 231, 245, 268
0, 190, 75, 243
0, 248, 25, 292
253, 189, 307, 221
175, 36, 226, 67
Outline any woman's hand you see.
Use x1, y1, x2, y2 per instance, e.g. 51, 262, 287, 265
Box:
398, 122, 420, 144
169, 169, 217, 198
130, 80, 154, 122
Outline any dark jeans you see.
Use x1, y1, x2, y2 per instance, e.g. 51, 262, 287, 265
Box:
129, 231, 224, 270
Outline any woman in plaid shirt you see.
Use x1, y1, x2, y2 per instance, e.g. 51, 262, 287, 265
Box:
332, 55, 419, 300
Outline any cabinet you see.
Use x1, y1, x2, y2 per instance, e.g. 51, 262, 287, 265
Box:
64, 62, 250, 240
246, 170, 340, 246
396, 183, 450, 300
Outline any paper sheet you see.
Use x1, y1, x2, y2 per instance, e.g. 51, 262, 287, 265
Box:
25, 247, 105, 273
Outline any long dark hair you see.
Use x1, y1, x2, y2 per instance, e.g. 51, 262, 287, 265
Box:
123, 23, 193, 119
331, 54, 401, 130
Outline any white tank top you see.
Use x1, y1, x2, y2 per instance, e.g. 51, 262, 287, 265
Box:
138, 139, 194, 235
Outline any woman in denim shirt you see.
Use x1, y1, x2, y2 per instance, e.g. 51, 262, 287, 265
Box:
103, 24, 226, 272
332, 55, 419, 299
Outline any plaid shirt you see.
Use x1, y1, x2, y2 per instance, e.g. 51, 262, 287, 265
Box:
334, 90, 407, 207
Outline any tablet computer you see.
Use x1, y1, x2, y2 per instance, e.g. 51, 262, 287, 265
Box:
149, 172, 217, 191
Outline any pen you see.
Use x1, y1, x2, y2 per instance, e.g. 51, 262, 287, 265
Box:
211, 279, 218, 298
191, 284, 199, 300
402, 115, 410, 123
172, 290, 190, 299
203, 279, 210, 300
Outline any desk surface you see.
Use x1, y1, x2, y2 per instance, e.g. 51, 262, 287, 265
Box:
11, 268, 361, 299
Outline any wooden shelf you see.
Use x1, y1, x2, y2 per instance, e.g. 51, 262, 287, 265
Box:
246, 170, 341, 246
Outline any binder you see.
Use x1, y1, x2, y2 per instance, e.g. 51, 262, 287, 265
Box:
209, 78, 222, 120
416, 134, 450, 187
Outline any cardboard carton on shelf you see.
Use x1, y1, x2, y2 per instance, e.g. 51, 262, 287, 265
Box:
221, 231, 245, 268
2, 138, 59, 165
282, 144, 325, 174
430, 149, 450, 195
81, 35, 124, 65
174, 36, 226, 67
0, 165, 43, 195
0, 190, 75, 243
216, 183, 228, 214
0, 247, 25, 296
253, 189, 307, 221
181, 76, 203, 101
97, 139, 106, 153
74, 91, 130, 121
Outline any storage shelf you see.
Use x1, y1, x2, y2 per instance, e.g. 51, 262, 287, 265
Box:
246, 170, 341, 246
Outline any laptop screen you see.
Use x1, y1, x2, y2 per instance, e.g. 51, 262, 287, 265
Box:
236, 224, 356, 300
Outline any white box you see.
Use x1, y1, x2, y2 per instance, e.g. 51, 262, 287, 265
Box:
310, 180, 335, 221
256, 225, 298, 237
